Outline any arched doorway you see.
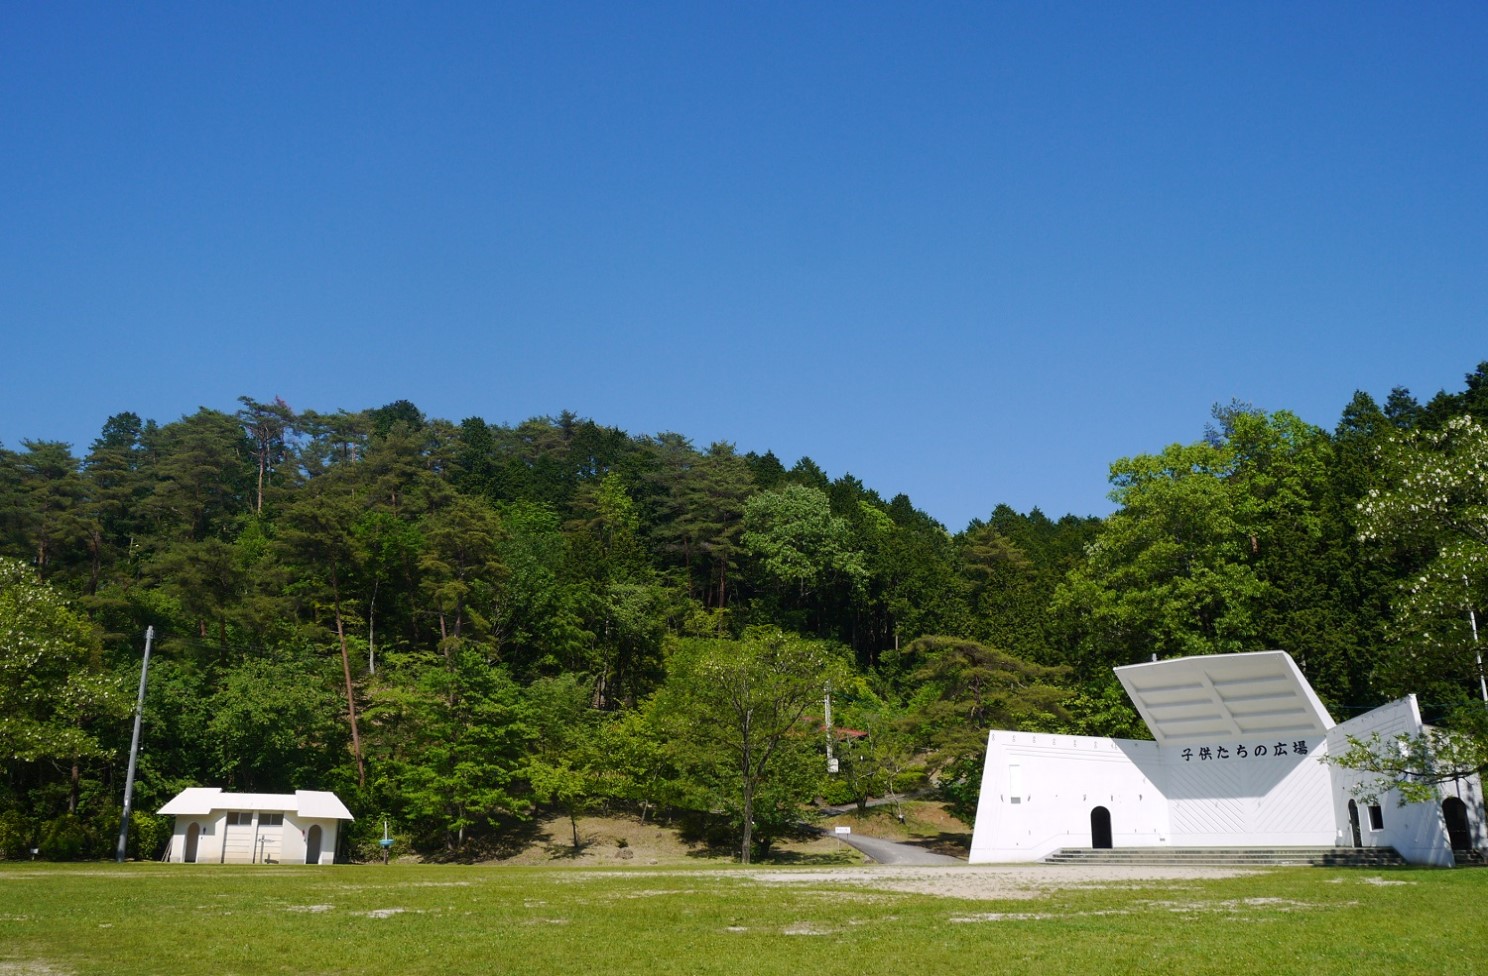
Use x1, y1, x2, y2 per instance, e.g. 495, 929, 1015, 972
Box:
1090, 806, 1112, 849
184, 822, 200, 863
1443, 797, 1472, 852
1347, 800, 1362, 848
305, 824, 323, 865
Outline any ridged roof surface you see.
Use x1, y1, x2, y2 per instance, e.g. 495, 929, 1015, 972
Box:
1115, 650, 1335, 747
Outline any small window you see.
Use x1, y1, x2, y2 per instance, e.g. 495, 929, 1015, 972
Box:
1368, 804, 1385, 831
260, 813, 283, 827
226, 812, 252, 826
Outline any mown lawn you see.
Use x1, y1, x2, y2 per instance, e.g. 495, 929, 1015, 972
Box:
1, 862, 1483, 976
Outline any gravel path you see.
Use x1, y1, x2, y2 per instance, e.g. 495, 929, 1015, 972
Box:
830, 833, 964, 865
747, 863, 1261, 900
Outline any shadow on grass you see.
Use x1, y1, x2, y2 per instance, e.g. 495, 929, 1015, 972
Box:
417, 817, 547, 864
684, 840, 740, 861
544, 840, 593, 860
676, 816, 860, 866
680, 843, 859, 866
902, 831, 971, 859
762, 847, 861, 866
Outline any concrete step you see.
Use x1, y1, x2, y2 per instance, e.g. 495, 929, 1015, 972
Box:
1043, 846, 1408, 868
1452, 849, 1486, 867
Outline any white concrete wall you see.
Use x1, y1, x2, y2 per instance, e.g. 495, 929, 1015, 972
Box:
1325, 695, 1486, 867
1160, 734, 1335, 847
165, 813, 225, 863
969, 730, 1336, 862
166, 811, 341, 864
969, 732, 1167, 863
282, 816, 340, 865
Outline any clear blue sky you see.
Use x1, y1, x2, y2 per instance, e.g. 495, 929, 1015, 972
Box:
3, 2, 1484, 529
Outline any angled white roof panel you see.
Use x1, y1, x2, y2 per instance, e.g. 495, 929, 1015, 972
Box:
157, 787, 225, 816
295, 790, 354, 820
1115, 650, 1334, 747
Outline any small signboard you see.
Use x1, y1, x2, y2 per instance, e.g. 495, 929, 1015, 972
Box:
834, 826, 851, 835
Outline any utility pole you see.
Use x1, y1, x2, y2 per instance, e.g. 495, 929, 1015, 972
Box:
824, 682, 837, 774
1467, 577, 1487, 705
114, 626, 154, 863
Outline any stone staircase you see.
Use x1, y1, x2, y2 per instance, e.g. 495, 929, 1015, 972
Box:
1043, 845, 1409, 868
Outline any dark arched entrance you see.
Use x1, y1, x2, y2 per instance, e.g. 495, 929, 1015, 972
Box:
1443, 797, 1472, 852
184, 822, 200, 863
1347, 800, 1362, 848
1090, 806, 1112, 849
305, 824, 323, 865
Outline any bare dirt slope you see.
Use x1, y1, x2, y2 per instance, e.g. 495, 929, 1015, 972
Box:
479, 812, 860, 867
467, 800, 977, 867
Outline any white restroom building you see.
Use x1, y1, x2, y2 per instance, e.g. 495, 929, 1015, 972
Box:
158, 788, 353, 864
969, 650, 1484, 867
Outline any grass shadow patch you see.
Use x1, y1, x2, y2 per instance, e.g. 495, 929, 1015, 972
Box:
900, 830, 971, 859
416, 816, 546, 864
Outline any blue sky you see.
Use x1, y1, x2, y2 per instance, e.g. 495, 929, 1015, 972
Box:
3, 2, 1485, 529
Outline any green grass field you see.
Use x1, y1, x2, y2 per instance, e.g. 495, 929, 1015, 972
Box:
2, 862, 1484, 976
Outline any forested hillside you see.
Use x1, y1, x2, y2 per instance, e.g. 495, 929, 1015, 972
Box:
3, 362, 1487, 861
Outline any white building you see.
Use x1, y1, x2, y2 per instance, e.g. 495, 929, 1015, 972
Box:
158, 788, 353, 864
969, 650, 1485, 866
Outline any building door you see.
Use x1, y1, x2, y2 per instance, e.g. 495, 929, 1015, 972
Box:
184, 822, 200, 863
306, 824, 323, 865
1090, 806, 1112, 849
1347, 800, 1362, 847
1443, 798, 1472, 851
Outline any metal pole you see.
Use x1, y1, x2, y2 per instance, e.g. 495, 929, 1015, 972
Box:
114, 626, 154, 863
823, 682, 837, 774
1466, 576, 1486, 705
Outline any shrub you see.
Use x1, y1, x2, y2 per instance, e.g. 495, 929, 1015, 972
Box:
39, 814, 93, 861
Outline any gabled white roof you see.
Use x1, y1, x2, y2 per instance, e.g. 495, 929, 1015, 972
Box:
1115, 650, 1335, 747
158, 788, 353, 820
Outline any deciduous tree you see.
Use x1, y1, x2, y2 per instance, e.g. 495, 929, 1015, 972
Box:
654, 628, 844, 862
1357, 414, 1488, 702
0, 558, 129, 816
1330, 704, 1488, 804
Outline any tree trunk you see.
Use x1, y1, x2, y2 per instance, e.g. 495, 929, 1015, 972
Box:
255, 451, 266, 515
86, 530, 101, 596
367, 580, 377, 675
331, 571, 366, 786
739, 776, 753, 865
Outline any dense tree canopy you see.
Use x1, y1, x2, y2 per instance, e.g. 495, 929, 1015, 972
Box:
1357, 414, 1488, 702
2, 360, 1486, 859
